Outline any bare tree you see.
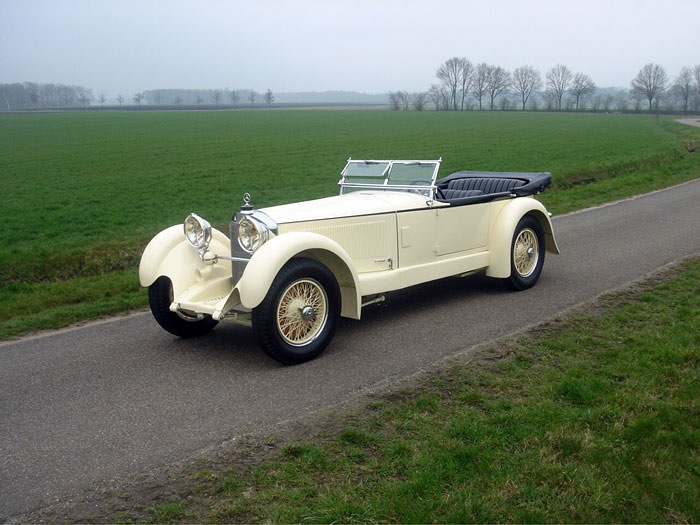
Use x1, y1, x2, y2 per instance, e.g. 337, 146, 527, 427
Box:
594, 93, 615, 112
388, 91, 401, 111
388, 91, 410, 110
263, 89, 274, 109
472, 63, 490, 110
486, 65, 510, 110
133, 92, 143, 106
631, 63, 667, 111
247, 90, 257, 108
399, 91, 409, 110
672, 67, 693, 113
211, 90, 222, 106
512, 65, 542, 111
53, 85, 71, 107
412, 91, 428, 111
458, 59, 474, 110
570, 73, 596, 110
77, 88, 92, 107
612, 89, 628, 112
436, 57, 462, 110
546, 64, 572, 111
116, 94, 124, 106
428, 84, 449, 110
98, 93, 106, 106
694, 65, 700, 98
31, 84, 40, 106
229, 89, 241, 107
436, 57, 474, 110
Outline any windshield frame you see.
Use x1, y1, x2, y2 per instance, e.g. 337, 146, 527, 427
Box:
338, 158, 442, 197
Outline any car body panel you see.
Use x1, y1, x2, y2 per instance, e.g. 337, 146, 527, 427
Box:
230, 231, 362, 320
139, 224, 231, 295
260, 190, 438, 224
139, 159, 559, 358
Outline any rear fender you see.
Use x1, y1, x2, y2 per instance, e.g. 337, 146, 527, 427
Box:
486, 199, 560, 278
235, 231, 361, 320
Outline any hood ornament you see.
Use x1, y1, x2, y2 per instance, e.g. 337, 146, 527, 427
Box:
241, 192, 254, 213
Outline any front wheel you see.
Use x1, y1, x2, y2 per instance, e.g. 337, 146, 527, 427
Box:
505, 215, 545, 291
252, 258, 340, 365
148, 276, 218, 337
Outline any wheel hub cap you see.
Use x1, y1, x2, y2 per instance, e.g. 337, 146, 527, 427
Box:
276, 278, 329, 347
300, 305, 316, 321
514, 228, 539, 277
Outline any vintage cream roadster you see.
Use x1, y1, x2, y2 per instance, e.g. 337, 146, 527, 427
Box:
139, 159, 559, 364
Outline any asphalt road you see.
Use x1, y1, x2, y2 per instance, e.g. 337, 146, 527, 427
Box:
2, 179, 699, 520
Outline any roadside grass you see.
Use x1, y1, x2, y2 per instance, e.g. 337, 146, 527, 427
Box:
1, 111, 699, 339
0, 269, 142, 338
96, 256, 698, 524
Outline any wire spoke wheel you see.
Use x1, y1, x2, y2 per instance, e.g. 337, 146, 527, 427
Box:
513, 227, 539, 278
253, 258, 340, 365
505, 215, 545, 291
276, 278, 329, 346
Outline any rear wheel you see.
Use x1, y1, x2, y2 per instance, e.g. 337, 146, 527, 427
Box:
505, 215, 545, 291
253, 258, 340, 365
148, 276, 218, 337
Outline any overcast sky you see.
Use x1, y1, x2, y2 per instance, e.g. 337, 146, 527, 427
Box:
1, 0, 698, 98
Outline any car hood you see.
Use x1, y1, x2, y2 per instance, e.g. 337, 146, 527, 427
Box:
260, 191, 438, 224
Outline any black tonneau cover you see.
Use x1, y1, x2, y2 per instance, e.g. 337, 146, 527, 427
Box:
436, 171, 552, 205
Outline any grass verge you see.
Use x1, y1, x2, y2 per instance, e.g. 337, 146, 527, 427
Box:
29, 256, 697, 523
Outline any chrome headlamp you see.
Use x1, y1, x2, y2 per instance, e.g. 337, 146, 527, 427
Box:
237, 216, 269, 253
184, 213, 212, 251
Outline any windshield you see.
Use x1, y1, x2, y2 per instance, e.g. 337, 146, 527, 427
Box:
339, 159, 441, 196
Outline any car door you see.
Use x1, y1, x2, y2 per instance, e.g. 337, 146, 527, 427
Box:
396, 202, 491, 286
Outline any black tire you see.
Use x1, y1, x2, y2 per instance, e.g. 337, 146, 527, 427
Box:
505, 214, 545, 291
252, 258, 340, 365
148, 276, 218, 338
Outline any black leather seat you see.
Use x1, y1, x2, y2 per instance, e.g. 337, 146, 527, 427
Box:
447, 177, 525, 194
441, 188, 483, 199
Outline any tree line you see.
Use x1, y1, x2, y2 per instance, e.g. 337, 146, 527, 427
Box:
390, 59, 700, 113
137, 88, 274, 108
3, 61, 699, 112
0, 84, 277, 110
0, 82, 93, 110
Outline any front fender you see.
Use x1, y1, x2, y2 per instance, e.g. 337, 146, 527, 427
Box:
138, 224, 232, 296
486, 198, 560, 278
235, 231, 362, 320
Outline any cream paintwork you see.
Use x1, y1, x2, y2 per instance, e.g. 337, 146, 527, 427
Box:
138, 224, 231, 295
229, 231, 362, 320
265, 190, 437, 223
484, 197, 559, 278
139, 190, 558, 324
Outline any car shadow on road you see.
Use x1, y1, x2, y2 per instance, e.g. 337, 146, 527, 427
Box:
159, 321, 278, 369
150, 273, 510, 368
348, 272, 507, 328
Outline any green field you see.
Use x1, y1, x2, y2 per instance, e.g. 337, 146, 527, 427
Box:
1, 110, 699, 338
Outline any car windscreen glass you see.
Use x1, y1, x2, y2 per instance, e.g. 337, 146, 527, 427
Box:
340, 161, 390, 193
342, 162, 390, 183
387, 162, 438, 186
338, 159, 442, 195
